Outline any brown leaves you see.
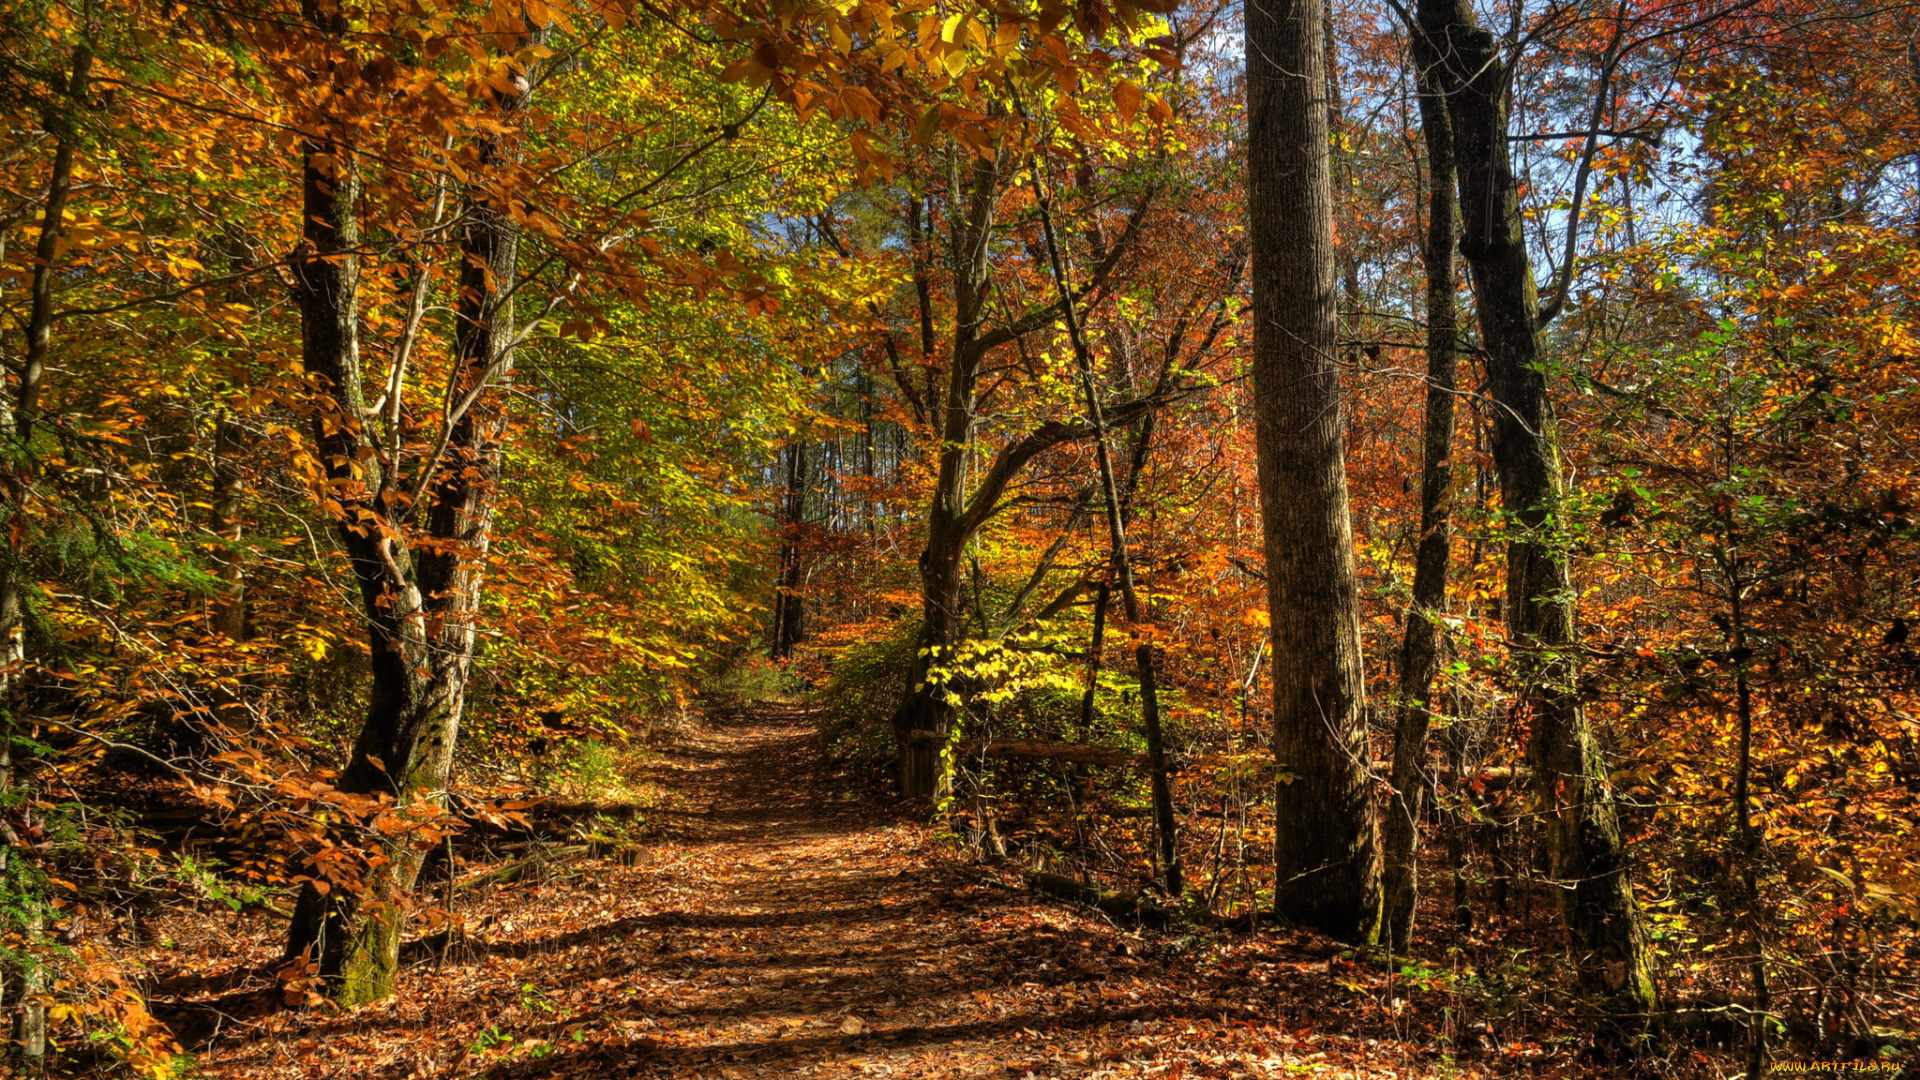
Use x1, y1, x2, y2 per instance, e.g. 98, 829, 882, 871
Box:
133, 708, 1535, 1078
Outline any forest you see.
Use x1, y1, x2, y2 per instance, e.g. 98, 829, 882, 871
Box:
0, 0, 1915, 1074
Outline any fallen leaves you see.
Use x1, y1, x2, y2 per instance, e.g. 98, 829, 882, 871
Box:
136, 707, 1597, 1078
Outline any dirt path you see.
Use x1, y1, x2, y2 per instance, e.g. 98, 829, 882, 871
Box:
166, 705, 1475, 1079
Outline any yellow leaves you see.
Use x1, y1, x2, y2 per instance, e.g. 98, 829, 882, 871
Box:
914, 103, 942, 144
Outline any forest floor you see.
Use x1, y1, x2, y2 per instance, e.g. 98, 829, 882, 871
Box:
144, 704, 1630, 1079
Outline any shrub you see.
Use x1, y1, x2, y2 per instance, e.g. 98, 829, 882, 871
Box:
817, 621, 919, 766
703, 656, 800, 705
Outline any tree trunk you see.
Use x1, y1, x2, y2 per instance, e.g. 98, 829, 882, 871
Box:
283, 20, 536, 1004
772, 440, 807, 659
1382, 28, 1461, 953
1421, 0, 1660, 1034
891, 149, 1152, 802
1721, 497, 1769, 1073
893, 155, 1000, 800
1078, 582, 1110, 732
0, 43, 91, 1065
1246, 0, 1381, 942
210, 415, 248, 641
1137, 643, 1180, 896
896, 485, 969, 801
1033, 161, 1182, 898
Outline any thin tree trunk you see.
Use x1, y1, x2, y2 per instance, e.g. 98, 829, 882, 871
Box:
1735, 595, 1769, 1075
1247, 0, 1381, 942
1382, 27, 1461, 953
1446, 784, 1472, 930
1135, 642, 1179, 895
772, 440, 807, 659
14, 46, 91, 439
1079, 582, 1110, 733
1421, 0, 1660, 1034
1032, 159, 1181, 897
1722, 484, 1769, 1074
210, 415, 247, 641
2, 44, 91, 1065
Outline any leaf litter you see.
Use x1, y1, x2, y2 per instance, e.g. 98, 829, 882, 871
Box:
138, 705, 1611, 1078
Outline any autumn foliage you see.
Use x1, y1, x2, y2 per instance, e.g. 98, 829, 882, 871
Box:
0, 0, 1914, 1073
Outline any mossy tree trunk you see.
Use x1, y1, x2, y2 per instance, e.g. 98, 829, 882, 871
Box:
281, 12, 537, 1005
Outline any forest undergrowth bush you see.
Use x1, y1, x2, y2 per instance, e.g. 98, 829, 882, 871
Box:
816, 621, 918, 767
703, 656, 804, 709
536, 740, 648, 806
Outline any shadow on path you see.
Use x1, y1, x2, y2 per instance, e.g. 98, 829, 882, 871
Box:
164, 702, 1407, 1079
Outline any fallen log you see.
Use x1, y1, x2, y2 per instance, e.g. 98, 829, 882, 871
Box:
453, 843, 592, 893
1369, 760, 1529, 791
1025, 871, 1172, 926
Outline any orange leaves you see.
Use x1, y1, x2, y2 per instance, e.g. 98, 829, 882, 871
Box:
838, 85, 884, 125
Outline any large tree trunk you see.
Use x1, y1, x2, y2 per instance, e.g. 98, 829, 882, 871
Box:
1382, 28, 1461, 953
283, 24, 534, 1004
897, 463, 974, 800
1421, 0, 1661, 1034
1246, 0, 1380, 943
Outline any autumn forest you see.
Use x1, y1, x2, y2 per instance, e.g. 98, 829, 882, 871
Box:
0, 0, 1915, 1074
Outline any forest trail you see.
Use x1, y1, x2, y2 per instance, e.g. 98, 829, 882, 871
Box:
166, 705, 1472, 1079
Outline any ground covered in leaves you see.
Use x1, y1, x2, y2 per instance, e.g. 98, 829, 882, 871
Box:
140, 706, 1677, 1078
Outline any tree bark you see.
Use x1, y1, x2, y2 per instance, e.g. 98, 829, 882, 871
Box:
210, 415, 248, 641
1078, 582, 1110, 732
1246, 0, 1381, 942
1032, 162, 1182, 898
1382, 26, 1461, 954
893, 154, 1003, 801
1420, 0, 1660, 1034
